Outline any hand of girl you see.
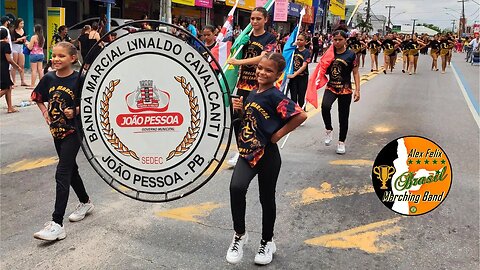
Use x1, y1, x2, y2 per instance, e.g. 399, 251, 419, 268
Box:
227, 58, 240, 66
232, 96, 244, 111
271, 132, 282, 144
64, 107, 75, 119
42, 111, 51, 125
354, 90, 360, 102
287, 74, 295, 79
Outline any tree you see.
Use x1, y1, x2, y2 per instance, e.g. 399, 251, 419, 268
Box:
421, 23, 442, 33
355, 13, 374, 33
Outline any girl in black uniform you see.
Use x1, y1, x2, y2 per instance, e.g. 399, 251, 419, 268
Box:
32, 42, 94, 242
382, 33, 400, 74
226, 7, 277, 166
401, 35, 410, 73
368, 34, 382, 72
428, 34, 440, 71
322, 30, 361, 155
287, 33, 311, 109
407, 34, 426, 75
439, 35, 453, 74
347, 32, 363, 64
360, 33, 368, 68
226, 53, 307, 265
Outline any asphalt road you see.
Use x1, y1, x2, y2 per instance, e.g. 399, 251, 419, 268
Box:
1, 53, 478, 270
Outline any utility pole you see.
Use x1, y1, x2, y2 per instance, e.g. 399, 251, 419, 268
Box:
458, 0, 469, 36
366, 0, 371, 25
452, 19, 457, 32
385, 5, 395, 29
412, 19, 417, 35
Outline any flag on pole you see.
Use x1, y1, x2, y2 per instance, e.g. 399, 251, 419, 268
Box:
305, 44, 335, 108
276, 26, 298, 92
278, 8, 305, 93
210, 0, 236, 68
219, 0, 276, 104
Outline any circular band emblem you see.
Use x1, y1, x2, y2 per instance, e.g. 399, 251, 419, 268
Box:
79, 26, 232, 202
372, 136, 452, 215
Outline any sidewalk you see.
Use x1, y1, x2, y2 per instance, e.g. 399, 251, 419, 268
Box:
0, 69, 37, 110
0, 58, 383, 111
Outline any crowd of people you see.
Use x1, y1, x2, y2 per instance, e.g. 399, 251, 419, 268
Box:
1, 9, 479, 268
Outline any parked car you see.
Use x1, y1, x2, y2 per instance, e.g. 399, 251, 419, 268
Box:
68, 17, 136, 40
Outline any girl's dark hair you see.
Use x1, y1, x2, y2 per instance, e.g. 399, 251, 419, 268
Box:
298, 32, 311, 43
263, 52, 286, 72
58, 25, 67, 33
252, 7, 268, 19
81, 25, 91, 35
34, 24, 45, 48
54, 41, 78, 56
92, 22, 99, 31
14, 18, 23, 29
332, 30, 348, 39
203, 25, 215, 32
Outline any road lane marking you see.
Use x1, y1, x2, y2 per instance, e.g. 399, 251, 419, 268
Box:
329, 159, 374, 166
304, 217, 402, 253
0, 156, 58, 175
289, 182, 374, 205
451, 63, 480, 128
155, 202, 223, 222
203, 159, 231, 176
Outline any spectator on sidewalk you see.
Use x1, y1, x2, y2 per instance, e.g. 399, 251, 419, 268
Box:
10, 18, 28, 86
77, 25, 92, 65
26, 24, 45, 89
1, 28, 23, 113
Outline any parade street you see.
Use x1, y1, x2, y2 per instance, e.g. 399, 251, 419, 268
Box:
1, 53, 478, 270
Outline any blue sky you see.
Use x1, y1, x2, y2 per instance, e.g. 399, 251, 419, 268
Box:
346, 0, 480, 30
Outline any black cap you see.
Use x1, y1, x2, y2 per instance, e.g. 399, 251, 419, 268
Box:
1, 16, 12, 25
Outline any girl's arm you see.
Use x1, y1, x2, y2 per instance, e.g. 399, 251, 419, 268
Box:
287, 62, 307, 79
271, 112, 307, 143
227, 53, 265, 66
6, 52, 21, 70
36, 102, 51, 124
232, 96, 244, 117
27, 35, 36, 50
353, 66, 360, 102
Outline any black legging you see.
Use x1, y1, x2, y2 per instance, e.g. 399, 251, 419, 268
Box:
52, 134, 90, 225
230, 143, 281, 242
321, 90, 352, 142
312, 47, 320, 62
288, 75, 308, 109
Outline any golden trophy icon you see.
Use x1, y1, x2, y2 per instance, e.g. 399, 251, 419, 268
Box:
373, 165, 396, 190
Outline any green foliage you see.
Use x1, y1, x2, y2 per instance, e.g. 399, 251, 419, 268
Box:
421, 23, 442, 33
355, 14, 374, 33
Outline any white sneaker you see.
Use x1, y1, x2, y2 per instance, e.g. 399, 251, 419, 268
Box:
324, 130, 333, 146
254, 239, 276, 265
226, 232, 248, 264
336, 143, 346, 154
227, 152, 239, 167
68, 201, 94, 222
33, 221, 66, 241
